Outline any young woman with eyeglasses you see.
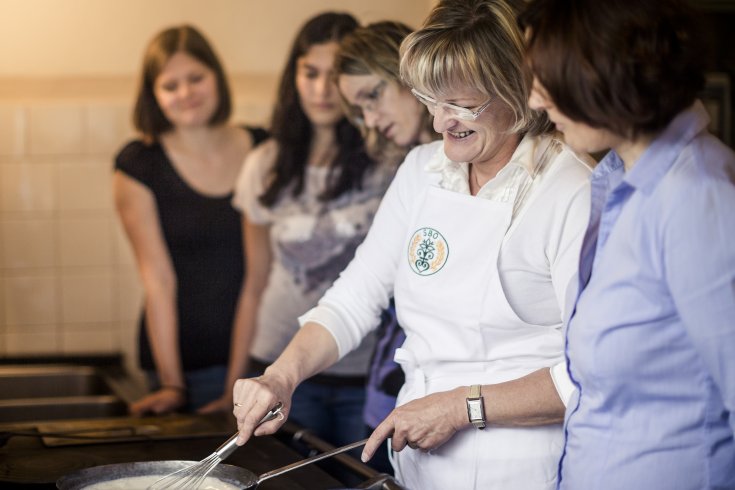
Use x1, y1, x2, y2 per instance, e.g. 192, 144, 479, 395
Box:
336, 21, 436, 167
226, 12, 398, 449
232, 1, 594, 488
331, 20, 439, 475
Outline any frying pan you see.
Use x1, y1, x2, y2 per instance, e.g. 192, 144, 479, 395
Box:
56, 438, 367, 489
56, 461, 250, 489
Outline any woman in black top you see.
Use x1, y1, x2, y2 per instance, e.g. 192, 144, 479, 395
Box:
114, 25, 267, 415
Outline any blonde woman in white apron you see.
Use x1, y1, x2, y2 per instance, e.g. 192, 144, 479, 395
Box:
231, 1, 594, 488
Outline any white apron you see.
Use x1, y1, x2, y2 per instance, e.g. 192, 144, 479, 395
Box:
390, 153, 563, 489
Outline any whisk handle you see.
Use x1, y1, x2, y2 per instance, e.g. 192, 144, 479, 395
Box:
215, 402, 284, 460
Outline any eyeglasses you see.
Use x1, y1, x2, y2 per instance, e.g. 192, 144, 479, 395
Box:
347, 80, 388, 125
360, 80, 388, 113
411, 88, 492, 121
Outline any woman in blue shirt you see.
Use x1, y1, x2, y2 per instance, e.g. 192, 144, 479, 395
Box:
522, 0, 735, 488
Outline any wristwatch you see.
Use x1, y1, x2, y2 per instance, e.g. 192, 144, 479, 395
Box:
466, 384, 486, 430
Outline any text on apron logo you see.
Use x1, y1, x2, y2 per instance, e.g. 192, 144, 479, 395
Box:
408, 227, 449, 275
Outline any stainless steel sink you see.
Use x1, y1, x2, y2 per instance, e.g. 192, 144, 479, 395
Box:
0, 364, 131, 422
0, 395, 127, 422
0, 365, 112, 399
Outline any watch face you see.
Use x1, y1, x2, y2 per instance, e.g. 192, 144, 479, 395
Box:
468, 399, 483, 420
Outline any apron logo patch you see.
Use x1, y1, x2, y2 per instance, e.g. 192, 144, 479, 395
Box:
408, 227, 448, 275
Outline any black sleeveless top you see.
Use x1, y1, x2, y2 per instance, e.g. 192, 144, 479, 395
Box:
114, 127, 269, 370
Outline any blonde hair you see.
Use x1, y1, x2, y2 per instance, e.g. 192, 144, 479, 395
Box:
400, 0, 550, 135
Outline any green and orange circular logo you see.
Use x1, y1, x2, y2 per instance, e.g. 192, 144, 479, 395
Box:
407, 227, 449, 275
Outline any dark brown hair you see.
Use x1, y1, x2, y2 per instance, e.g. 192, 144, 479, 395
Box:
522, 0, 706, 138
132, 25, 232, 140
259, 12, 372, 207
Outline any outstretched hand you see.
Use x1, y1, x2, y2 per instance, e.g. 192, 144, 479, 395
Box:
197, 393, 233, 414
361, 387, 467, 462
129, 388, 185, 416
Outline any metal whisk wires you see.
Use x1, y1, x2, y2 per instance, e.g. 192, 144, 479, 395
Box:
146, 402, 283, 490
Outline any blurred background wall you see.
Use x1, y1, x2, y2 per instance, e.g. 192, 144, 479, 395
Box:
0, 0, 435, 76
0, 0, 435, 374
0, 0, 731, 376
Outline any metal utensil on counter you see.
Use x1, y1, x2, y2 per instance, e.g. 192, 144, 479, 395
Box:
244, 437, 368, 487
146, 402, 283, 490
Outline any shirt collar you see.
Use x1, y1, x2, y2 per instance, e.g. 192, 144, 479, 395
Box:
620, 100, 710, 194
593, 150, 624, 182
506, 133, 539, 176
425, 132, 540, 177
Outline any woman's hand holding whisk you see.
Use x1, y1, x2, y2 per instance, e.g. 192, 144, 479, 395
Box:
233, 323, 342, 445
232, 370, 294, 445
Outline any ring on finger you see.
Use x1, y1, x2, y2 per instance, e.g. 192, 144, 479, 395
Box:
234, 402, 244, 407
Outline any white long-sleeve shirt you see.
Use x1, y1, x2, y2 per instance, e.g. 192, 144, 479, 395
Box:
300, 135, 592, 403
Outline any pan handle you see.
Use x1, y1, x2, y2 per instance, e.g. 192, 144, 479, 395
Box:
256, 438, 368, 484
214, 402, 284, 460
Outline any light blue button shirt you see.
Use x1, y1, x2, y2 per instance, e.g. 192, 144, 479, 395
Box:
559, 101, 735, 490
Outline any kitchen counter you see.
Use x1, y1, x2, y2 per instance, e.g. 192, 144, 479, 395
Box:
0, 357, 351, 489
0, 357, 397, 489
0, 412, 345, 489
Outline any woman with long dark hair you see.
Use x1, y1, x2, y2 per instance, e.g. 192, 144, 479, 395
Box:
226, 12, 395, 447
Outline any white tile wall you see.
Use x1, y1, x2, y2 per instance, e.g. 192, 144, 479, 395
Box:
61, 323, 117, 354
5, 329, 59, 355
58, 161, 114, 212
58, 216, 113, 267
28, 104, 85, 156
3, 274, 58, 326
0, 98, 136, 365
85, 103, 134, 155
60, 271, 115, 324
1, 219, 56, 268
0, 105, 26, 157
0, 278, 4, 355
233, 102, 271, 129
0, 162, 57, 212
0, 89, 272, 373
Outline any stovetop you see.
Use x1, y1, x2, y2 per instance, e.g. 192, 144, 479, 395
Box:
0, 413, 349, 489
0, 357, 403, 489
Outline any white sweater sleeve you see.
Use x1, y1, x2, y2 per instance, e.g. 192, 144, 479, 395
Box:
299, 144, 433, 358
547, 146, 593, 406
550, 360, 577, 406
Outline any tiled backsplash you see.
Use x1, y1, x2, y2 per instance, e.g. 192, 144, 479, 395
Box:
0, 76, 274, 375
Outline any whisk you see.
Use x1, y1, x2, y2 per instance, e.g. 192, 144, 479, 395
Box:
146, 402, 283, 490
